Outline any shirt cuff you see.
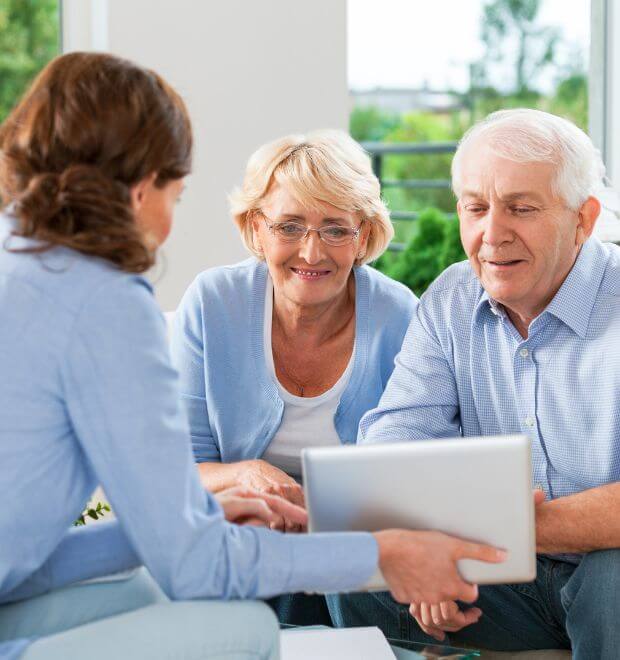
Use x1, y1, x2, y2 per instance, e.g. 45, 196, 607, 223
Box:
253, 529, 379, 597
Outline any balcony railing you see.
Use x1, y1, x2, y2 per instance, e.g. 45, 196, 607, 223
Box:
361, 141, 458, 250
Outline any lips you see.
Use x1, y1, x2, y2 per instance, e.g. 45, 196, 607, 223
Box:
484, 258, 525, 267
291, 267, 331, 280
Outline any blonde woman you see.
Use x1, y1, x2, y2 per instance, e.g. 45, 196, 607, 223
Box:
171, 130, 416, 624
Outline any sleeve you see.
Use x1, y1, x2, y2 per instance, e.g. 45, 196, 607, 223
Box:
169, 279, 221, 463
0, 521, 139, 604
359, 298, 461, 444
61, 278, 378, 600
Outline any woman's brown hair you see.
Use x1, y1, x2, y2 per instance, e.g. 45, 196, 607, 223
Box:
0, 52, 192, 272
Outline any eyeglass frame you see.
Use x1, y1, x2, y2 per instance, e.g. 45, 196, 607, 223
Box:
257, 210, 364, 246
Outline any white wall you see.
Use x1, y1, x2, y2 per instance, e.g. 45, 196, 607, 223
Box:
63, 0, 348, 310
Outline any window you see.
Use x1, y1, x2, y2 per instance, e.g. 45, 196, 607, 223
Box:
0, 0, 60, 123
348, 0, 602, 291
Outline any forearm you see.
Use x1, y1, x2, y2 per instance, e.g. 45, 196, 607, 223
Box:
198, 460, 254, 492
0, 521, 140, 604
536, 482, 620, 554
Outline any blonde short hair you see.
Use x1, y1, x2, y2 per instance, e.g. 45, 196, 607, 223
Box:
230, 129, 393, 264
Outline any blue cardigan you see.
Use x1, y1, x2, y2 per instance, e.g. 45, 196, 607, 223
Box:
170, 258, 417, 463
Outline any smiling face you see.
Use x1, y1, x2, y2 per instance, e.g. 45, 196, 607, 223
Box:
251, 183, 369, 308
457, 145, 599, 323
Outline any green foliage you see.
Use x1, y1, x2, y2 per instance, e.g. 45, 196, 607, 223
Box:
374, 208, 466, 296
478, 0, 559, 95
0, 0, 59, 123
350, 106, 400, 142
74, 501, 111, 526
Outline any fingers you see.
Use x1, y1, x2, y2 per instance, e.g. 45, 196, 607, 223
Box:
410, 601, 482, 638
533, 488, 546, 505
455, 581, 478, 604
456, 540, 507, 564
258, 492, 308, 526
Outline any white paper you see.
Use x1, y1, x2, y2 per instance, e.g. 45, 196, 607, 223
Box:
280, 627, 396, 660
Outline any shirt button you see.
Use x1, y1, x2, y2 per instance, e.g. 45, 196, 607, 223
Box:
519, 348, 529, 358
524, 416, 535, 428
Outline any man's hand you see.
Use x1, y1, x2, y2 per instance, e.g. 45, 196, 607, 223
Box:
373, 530, 507, 605
408, 489, 540, 640
214, 486, 307, 531
409, 600, 482, 642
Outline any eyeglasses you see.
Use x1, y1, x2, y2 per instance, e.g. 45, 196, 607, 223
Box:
259, 211, 363, 247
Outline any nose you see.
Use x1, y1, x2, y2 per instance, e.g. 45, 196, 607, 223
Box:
297, 229, 325, 265
482, 205, 513, 247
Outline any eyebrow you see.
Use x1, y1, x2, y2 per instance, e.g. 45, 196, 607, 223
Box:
279, 213, 350, 224
460, 190, 546, 204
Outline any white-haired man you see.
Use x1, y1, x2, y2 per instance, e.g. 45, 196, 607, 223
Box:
330, 109, 620, 659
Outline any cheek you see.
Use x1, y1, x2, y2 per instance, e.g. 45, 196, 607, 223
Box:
459, 221, 480, 258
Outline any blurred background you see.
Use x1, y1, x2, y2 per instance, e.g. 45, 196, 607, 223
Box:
1, 0, 618, 306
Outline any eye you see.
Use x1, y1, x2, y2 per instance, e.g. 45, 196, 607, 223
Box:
464, 205, 487, 214
323, 226, 349, 239
512, 206, 536, 215
276, 222, 305, 236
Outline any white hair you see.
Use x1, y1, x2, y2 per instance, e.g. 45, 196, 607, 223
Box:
451, 109, 606, 209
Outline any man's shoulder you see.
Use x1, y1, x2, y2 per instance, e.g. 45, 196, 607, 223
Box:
422, 259, 482, 307
600, 241, 620, 296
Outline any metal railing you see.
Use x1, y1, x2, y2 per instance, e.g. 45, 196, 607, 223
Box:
361, 141, 458, 250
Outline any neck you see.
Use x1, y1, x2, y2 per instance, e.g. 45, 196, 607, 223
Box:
272, 274, 355, 346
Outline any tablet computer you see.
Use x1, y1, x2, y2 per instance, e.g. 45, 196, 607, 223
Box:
302, 434, 536, 588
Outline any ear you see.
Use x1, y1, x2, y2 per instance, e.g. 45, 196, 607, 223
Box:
248, 210, 264, 255
130, 173, 158, 213
456, 199, 463, 219
355, 219, 372, 263
575, 196, 601, 247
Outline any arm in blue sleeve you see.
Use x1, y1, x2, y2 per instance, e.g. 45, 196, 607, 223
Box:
169, 280, 220, 463
61, 278, 378, 601
0, 521, 139, 604
359, 300, 461, 444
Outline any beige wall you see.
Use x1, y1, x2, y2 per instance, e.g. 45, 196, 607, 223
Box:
64, 0, 348, 310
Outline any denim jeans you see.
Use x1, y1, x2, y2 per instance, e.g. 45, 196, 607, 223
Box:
267, 593, 333, 626
329, 550, 620, 660
0, 568, 280, 660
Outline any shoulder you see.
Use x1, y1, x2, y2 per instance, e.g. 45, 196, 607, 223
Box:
599, 241, 620, 296
182, 258, 263, 307
358, 264, 417, 316
420, 259, 482, 310
1, 227, 152, 319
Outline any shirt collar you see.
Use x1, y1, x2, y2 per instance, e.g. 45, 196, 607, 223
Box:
473, 237, 609, 338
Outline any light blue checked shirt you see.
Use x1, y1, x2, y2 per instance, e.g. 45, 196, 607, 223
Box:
360, 236, 620, 504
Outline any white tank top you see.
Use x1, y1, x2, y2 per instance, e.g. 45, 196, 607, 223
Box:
261, 276, 354, 477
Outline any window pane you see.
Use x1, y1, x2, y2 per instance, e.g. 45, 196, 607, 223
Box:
0, 0, 60, 123
348, 0, 590, 290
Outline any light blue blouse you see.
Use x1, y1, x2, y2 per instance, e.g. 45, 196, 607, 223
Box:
0, 213, 378, 660
170, 258, 417, 463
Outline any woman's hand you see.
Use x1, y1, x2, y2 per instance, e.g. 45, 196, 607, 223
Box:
236, 459, 306, 519
373, 529, 507, 606
214, 486, 307, 531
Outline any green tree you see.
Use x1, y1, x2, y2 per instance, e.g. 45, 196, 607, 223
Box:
0, 0, 59, 123
349, 106, 400, 142
376, 208, 465, 296
478, 0, 559, 95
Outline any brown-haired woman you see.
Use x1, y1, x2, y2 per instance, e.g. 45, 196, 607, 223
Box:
0, 51, 504, 660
